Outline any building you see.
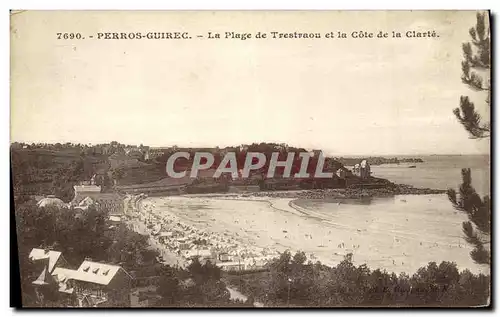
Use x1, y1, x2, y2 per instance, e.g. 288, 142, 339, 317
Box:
71, 185, 124, 215
352, 159, 371, 179
218, 253, 231, 262
52, 260, 133, 307
147, 148, 166, 160
74, 196, 97, 211
28, 248, 70, 303
74, 185, 101, 195
215, 261, 245, 272
108, 215, 122, 224
29, 248, 69, 280
360, 160, 371, 179
184, 249, 214, 262
36, 196, 69, 209
28, 248, 133, 307
335, 167, 349, 187
73, 175, 102, 197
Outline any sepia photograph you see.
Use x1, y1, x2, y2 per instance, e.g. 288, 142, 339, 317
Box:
9, 10, 491, 308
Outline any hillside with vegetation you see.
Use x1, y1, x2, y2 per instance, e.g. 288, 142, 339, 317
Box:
11, 142, 357, 200
336, 157, 424, 166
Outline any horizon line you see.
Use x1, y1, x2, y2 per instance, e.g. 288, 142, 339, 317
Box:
10, 140, 489, 157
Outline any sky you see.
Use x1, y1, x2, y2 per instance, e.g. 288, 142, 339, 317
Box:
10, 11, 490, 155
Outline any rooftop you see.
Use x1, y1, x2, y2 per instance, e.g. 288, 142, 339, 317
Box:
29, 248, 63, 273
36, 197, 68, 209
52, 261, 130, 286
76, 261, 130, 285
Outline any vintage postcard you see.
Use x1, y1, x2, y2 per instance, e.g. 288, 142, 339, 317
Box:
10, 10, 491, 308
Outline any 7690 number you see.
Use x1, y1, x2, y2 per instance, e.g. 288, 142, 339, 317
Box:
56, 33, 84, 40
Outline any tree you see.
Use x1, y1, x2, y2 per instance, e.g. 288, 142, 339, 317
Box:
448, 169, 490, 265
51, 175, 75, 203
157, 266, 182, 306
101, 173, 113, 192
448, 12, 490, 266
111, 168, 125, 184
453, 12, 490, 139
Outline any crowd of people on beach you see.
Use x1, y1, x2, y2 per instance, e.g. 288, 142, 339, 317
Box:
124, 195, 279, 271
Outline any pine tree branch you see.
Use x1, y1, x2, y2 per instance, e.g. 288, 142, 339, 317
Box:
462, 221, 482, 246
462, 221, 490, 265
470, 248, 490, 265
463, 13, 491, 70
453, 97, 490, 139
461, 72, 487, 91
447, 188, 458, 206
475, 12, 486, 43
449, 169, 491, 234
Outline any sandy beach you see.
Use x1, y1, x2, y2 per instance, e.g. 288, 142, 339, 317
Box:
133, 192, 487, 276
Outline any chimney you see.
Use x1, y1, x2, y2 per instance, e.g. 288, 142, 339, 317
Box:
84, 257, 92, 262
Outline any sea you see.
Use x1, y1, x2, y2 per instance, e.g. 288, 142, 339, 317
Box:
369, 154, 490, 196
295, 154, 491, 273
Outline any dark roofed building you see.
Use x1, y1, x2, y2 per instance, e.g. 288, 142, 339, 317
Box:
52, 260, 132, 307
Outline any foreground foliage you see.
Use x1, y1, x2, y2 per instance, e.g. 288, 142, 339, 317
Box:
448, 12, 491, 266
225, 251, 490, 307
